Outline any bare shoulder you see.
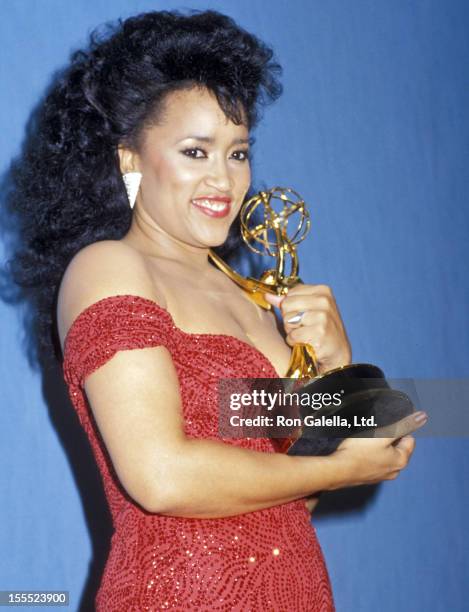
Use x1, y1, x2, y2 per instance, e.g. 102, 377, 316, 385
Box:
57, 240, 165, 349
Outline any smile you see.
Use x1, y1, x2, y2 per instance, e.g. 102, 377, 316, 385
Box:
191, 198, 231, 218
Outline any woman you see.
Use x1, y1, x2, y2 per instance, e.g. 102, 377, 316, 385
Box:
11, 9, 422, 611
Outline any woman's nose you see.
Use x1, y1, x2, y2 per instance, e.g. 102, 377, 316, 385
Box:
206, 159, 233, 192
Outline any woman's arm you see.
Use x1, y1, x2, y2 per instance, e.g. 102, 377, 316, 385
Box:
83, 339, 418, 519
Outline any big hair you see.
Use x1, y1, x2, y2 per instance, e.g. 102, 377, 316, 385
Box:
7, 9, 282, 362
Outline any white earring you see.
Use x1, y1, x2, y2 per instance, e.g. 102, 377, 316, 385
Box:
122, 172, 142, 209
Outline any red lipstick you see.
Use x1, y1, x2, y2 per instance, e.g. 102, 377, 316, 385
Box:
191, 196, 232, 218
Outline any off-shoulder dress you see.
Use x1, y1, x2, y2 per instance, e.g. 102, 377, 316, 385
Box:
62, 294, 334, 611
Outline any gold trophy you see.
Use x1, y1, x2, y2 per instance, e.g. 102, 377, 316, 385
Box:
209, 187, 416, 456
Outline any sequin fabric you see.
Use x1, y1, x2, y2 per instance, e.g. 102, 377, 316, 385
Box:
62, 294, 334, 611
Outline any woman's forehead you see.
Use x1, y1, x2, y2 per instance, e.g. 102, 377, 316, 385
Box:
147, 87, 249, 142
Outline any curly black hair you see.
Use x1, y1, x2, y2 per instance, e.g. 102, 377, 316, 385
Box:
6, 9, 282, 364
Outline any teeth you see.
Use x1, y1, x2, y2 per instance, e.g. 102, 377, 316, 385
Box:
192, 199, 228, 211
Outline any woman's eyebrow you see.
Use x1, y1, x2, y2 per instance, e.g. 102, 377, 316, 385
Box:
177, 135, 251, 145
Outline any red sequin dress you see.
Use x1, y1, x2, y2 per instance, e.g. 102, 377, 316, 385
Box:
62, 294, 335, 611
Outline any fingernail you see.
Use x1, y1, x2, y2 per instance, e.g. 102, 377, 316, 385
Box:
264, 293, 283, 306
414, 411, 428, 423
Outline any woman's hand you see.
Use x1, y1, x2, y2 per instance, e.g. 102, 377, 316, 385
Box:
332, 433, 418, 488
265, 284, 352, 373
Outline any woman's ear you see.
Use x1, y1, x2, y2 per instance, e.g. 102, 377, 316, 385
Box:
117, 145, 140, 174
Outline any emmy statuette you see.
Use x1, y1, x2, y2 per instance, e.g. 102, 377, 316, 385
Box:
209, 187, 417, 456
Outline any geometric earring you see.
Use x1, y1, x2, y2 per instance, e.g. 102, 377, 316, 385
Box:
122, 172, 142, 209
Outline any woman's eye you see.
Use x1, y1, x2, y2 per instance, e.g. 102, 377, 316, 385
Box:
181, 148, 249, 161
231, 149, 250, 162
182, 148, 206, 159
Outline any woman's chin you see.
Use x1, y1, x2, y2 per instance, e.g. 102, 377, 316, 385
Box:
195, 230, 231, 249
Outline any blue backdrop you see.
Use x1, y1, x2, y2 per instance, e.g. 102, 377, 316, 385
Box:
1, 1, 468, 611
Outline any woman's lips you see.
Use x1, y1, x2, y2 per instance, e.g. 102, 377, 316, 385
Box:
191, 197, 232, 218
